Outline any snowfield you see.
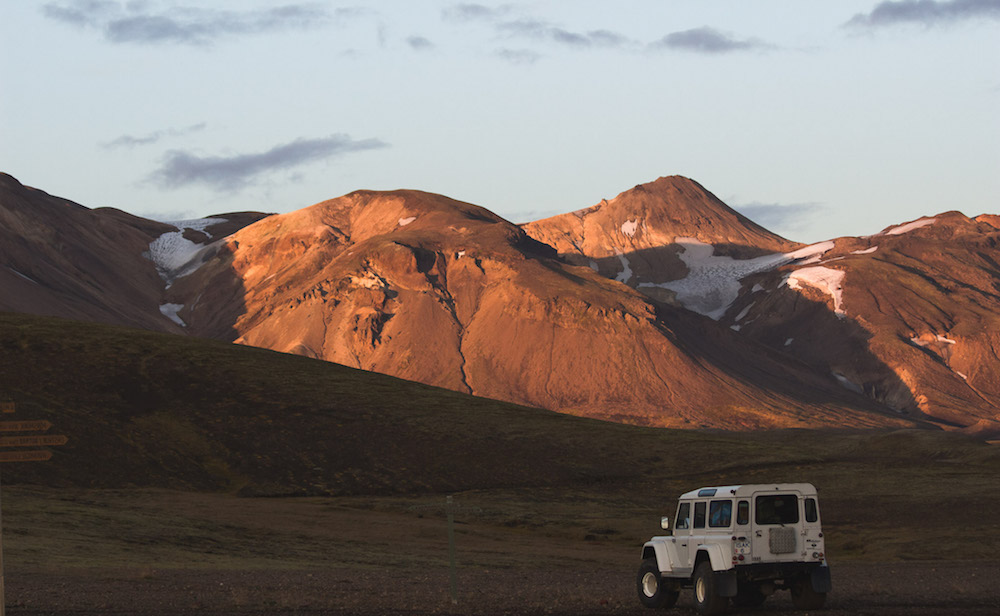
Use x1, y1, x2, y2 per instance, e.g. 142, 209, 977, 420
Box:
146, 217, 227, 288
638, 237, 836, 320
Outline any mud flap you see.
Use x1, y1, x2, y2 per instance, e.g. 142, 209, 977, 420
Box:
715, 570, 738, 597
811, 565, 832, 593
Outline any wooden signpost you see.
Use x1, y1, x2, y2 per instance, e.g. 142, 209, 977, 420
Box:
0, 401, 66, 616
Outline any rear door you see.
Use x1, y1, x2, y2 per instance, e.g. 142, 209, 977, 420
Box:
750, 490, 802, 563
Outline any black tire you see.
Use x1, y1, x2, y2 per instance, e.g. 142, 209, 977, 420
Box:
732, 583, 767, 608
693, 561, 728, 615
636, 558, 679, 609
791, 576, 827, 610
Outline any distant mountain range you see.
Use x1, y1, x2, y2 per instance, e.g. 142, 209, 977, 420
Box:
2, 171, 997, 434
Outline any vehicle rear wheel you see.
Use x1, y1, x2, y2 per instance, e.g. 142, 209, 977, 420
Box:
693, 561, 728, 615
791, 576, 827, 610
636, 558, 679, 609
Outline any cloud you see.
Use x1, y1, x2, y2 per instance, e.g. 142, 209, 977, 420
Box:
497, 18, 632, 48
149, 134, 388, 191
496, 48, 541, 65
650, 27, 772, 53
845, 0, 1000, 28
733, 202, 827, 234
406, 35, 434, 50
41, 1, 330, 45
103, 123, 206, 149
441, 3, 511, 22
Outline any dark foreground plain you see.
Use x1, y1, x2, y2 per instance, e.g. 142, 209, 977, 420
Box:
3, 488, 999, 615
7, 562, 1000, 615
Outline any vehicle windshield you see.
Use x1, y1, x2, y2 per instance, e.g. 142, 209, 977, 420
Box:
755, 494, 799, 525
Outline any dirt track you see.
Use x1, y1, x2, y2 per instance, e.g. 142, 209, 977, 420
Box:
7, 561, 999, 615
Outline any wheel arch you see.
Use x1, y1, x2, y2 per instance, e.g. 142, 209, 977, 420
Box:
695, 544, 733, 572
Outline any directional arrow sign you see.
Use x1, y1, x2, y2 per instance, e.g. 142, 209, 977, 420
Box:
0, 450, 51, 462
0, 435, 67, 448
0, 420, 52, 433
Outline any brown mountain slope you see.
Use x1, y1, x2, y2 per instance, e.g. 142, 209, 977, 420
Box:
0, 173, 269, 333
0, 173, 176, 330
719, 212, 1000, 434
521, 176, 800, 296
165, 188, 913, 429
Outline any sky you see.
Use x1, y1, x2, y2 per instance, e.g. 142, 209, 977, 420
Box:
1, 0, 998, 243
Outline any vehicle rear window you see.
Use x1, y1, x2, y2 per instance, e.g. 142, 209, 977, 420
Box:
755, 494, 799, 525
693, 502, 706, 529
709, 500, 732, 527
805, 498, 819, 523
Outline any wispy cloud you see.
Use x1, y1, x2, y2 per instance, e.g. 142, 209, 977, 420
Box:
441, 3, 512, 22
496, 48, 541, 65
443, 4, 633, 54
406, 35, 434, 51
42, 1, 332, 45
734, 202, 827, 235
497, 18, 633, 49
149, 135, 388, 191
103, 123, 206, 149
845, 0, 1000, 28
650, 27, 773, 54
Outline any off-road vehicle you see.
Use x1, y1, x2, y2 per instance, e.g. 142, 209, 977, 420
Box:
637, 483, 831, 614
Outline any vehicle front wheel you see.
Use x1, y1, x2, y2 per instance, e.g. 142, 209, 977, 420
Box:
636, 558, 679, 609
693, 561, 728, 615
791, 576, 827, 610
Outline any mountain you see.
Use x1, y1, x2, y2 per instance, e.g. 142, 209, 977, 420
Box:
157, 188, 910, 429
711, 212, 1000, 435
521, 176, 800, 305
0, 173, 174, 330
3, 171, 981, 431
0, 173, 267, 332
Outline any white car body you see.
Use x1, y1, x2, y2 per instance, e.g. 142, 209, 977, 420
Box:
638, 483, 831, 614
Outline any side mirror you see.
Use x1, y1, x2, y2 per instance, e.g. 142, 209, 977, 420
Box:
660, 516, 670, 530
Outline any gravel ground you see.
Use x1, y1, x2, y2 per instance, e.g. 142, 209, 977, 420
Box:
6, 561, 1000, 615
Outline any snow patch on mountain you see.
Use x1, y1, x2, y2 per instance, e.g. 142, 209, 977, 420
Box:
833, 372, 863, 394
851, 246, 878, 255
784, 266, 847, 317
614, 249, 633, 283
638, 237, 835, 320
735, 302, 754, 322
398, 216, 416, 226
7, 267, 39, 285
621, 219, 638, 237
884, 218, 936, 236
159, 303, 186, 327
146, 218, 227, 288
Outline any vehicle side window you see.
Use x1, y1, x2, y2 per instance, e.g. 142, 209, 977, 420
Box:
805, 498, 819, 523
736, 500, 750, 525
756, 494, 800, 525
675, 502, 691, 530
693, 501, 706, 529
709, 500, 732, 527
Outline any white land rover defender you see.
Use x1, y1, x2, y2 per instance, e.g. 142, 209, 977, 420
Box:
637, 483, 831, 614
